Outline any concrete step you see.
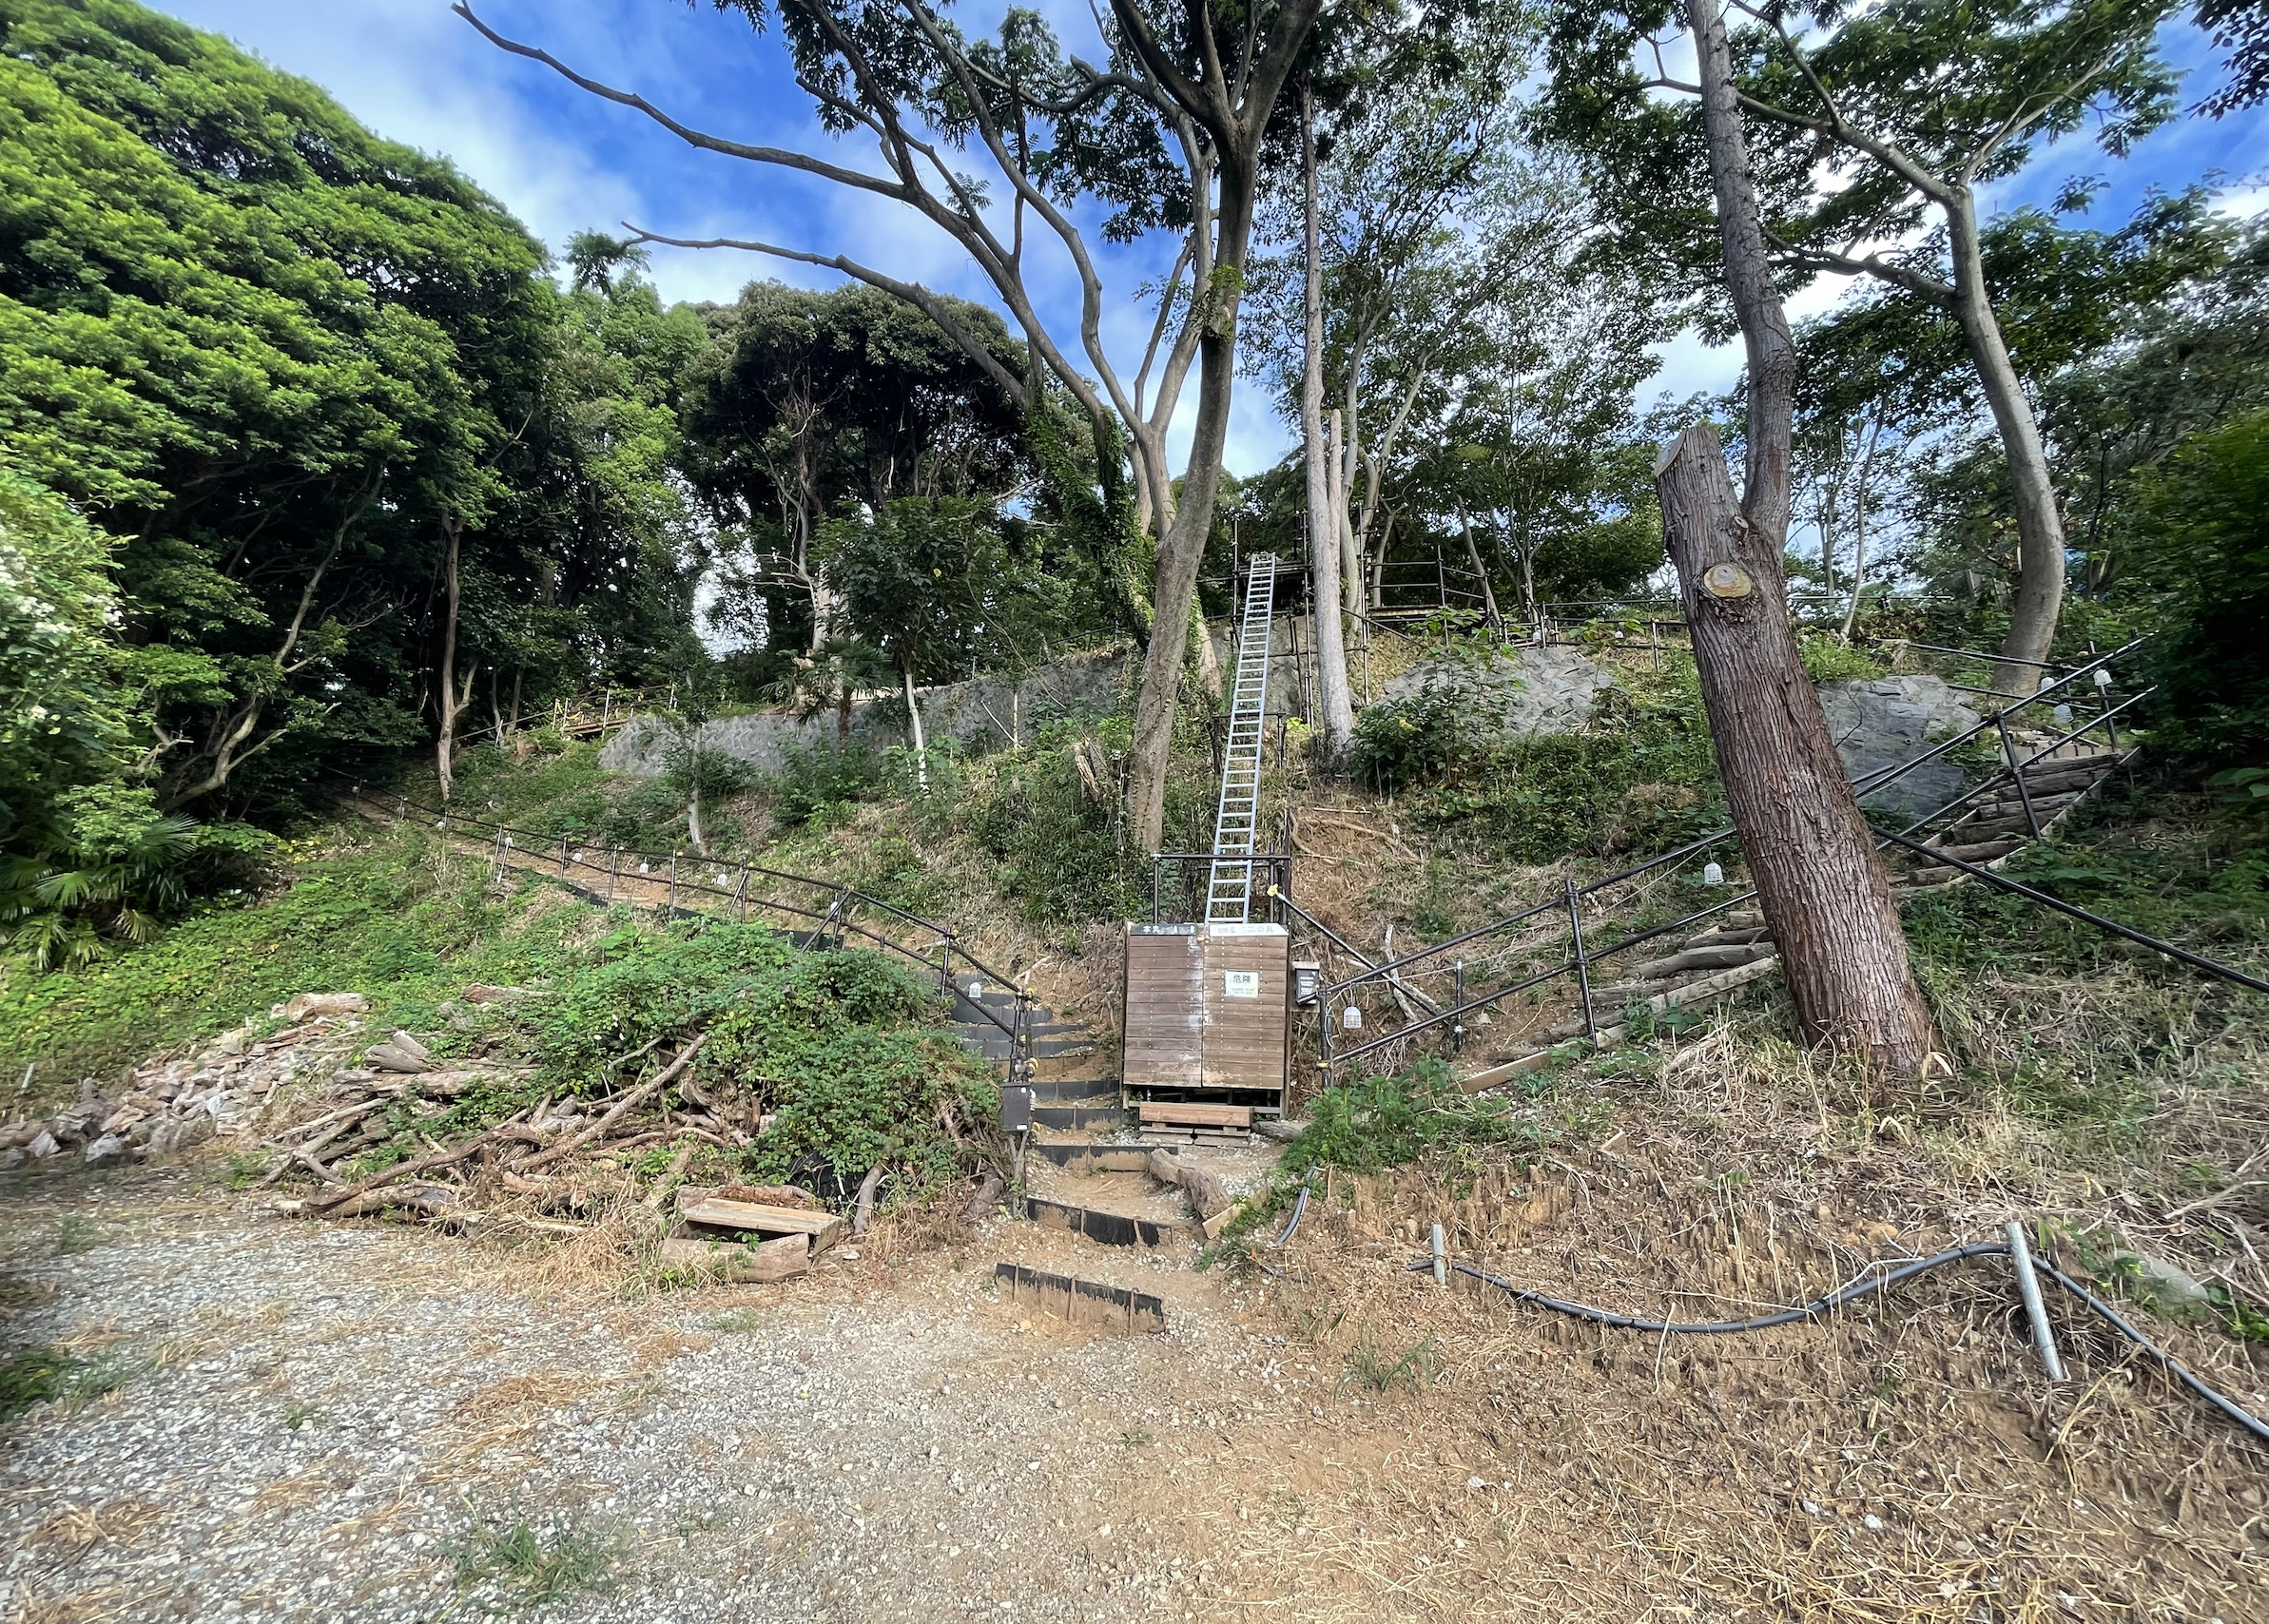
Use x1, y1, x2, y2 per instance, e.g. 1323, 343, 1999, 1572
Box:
1027, 1074, 1121, 1105
1035, 1102, 1138, 1131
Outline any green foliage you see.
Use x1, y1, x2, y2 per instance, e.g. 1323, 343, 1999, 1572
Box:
451, 1517, 619, 1609
818, 495, 1069, 686
0, 0, 715, 853
5, 783, 277, 969
766, 745, 887, 833
952, 714, 1210, 924
1280, 1059, 1572, 1180
1351, 671, 1721, 861
0, 826, 529, 1081
472, 918, 994, 1187
1796, 632, 1885, 684
2124, 411, 2269, 766
1339, 1326, 1439, 1396
0, 464, 120, 837
1350, 685, 1469, 795
0, 1345, 125, 1420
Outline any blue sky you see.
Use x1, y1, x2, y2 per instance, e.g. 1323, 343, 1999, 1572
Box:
151, 1, 2266, 478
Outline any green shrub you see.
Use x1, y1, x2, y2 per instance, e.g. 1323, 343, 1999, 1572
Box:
768, 746, 885, 831
1281, 1058, 1572, 1178
2127, 411, 2269, 767
1797, 632, 1885, 683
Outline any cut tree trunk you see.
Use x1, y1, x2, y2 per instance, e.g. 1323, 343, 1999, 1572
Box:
1674, 0, 1940, 1082
1656, 426, 1940, 1080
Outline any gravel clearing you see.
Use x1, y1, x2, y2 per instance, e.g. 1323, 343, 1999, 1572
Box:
1, 1167, 1294, 1624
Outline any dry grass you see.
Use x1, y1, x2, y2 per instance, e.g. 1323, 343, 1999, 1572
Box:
1174, 1029, 2269, 1622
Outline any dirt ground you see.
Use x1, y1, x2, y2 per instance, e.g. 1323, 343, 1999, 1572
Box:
9, 1135, 2269, 1624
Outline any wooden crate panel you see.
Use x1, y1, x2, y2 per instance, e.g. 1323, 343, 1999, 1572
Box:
1201, 925, 1289, 1092
1123, 925, 1203, 1089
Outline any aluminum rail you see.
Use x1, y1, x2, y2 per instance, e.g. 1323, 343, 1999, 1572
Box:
1207, 556, 1279, 922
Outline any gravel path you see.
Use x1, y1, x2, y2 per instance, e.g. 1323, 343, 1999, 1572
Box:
1, 1166, 1294, 1624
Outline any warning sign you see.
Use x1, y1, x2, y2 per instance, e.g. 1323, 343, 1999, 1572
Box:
1222, 970, 1262, 998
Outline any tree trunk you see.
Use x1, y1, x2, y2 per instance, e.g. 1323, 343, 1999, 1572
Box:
1657, 426, 1939, 1079
1678, 0, 1938, 1080
1947, 188, 2065, 698
901, 652, 928, 790
436, 513, 476, 804
1840, 416, 1882, 644
1457, 509, 1502, 628
1689, 0, 1796, 554
1190, 591, 1223, 703
1332, 405, 1362, 621
1298, 87, 1355, 760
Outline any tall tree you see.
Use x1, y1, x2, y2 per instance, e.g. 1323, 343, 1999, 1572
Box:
1546, 0, 2181, 694
679, 280, 1034, 670
1298, 87, 1356, 756
1654, 0, 1942, 1081
458, 0, 1334, 849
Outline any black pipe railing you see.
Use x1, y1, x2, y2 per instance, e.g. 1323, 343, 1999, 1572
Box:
1304, 635, 2196, 1075
361, 787, 1037, 1090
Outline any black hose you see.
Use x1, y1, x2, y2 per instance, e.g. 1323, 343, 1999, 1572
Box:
1404, 1243, 2009, 1333
2038, 1260, 2269, 1449
1270, 1171, 1312, 1250
1397, 1243, 2269, 1449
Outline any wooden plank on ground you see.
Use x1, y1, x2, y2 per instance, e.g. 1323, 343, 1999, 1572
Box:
680, 1198, 845, 1252
1138, 1101, 1252, 1128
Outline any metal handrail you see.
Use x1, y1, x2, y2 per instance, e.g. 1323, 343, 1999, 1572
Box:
1306, 635, 2167, 1068
369, 787, 1033, 1045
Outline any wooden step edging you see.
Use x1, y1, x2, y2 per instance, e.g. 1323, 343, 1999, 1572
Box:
993, 1263, 1165, 1335
1460, 954, 1784, 1095
1024, 1196, 1194, 1247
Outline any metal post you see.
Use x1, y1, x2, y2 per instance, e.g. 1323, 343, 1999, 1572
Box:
1996, 713, 2041, 838
1453, 959, 1465, 1055
559, 837, 570, 875
2005, 1221, 2066, 1381
667, 852, 678, 913
1430, 1223, 1447, 1287
608, 845, 618, 902
1151, 858, 1161, 925
1565, 878, 1596, 1037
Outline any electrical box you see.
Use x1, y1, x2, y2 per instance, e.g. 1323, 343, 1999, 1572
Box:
1122, 921, 1290, 1102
